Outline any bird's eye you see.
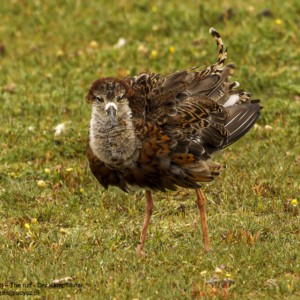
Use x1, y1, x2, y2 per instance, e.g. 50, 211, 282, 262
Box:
117, 94, 124, 103
96, 96, 104, 103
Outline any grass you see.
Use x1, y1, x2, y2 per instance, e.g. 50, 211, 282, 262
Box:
0, 0, 300, 298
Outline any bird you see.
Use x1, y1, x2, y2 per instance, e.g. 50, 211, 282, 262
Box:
86, 28, 262, 255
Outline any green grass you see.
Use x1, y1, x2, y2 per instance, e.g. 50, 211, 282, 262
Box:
1, 0, 300, 299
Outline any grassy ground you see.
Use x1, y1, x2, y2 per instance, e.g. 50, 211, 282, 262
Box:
0, 0, 300, 299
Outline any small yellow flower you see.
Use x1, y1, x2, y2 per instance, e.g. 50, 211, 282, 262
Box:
215, 267, 222, 274
37, 180, 46, 188
152, 6, 157, 12
80, 189, 84, 194
126, 70, 130, 76
169, 46, 175, 53
56, 50, 64, 57
248, 6, 255, 13
138, 44, 147, 53
66, 168, 73, 173
151, 50, 157, 58
152, 251, 155, 256
60, 229, 66, 234
31, 218, 37, 224
225, 273, 232, 278
45, 168, 50, 175
25, 223, 30, 229
275, 19, 282, 25
89, 40, 98, 48
10, 172, 17, 178
291, 199, 297, 206
200, 270, 207, 275
45, 73, 53, 78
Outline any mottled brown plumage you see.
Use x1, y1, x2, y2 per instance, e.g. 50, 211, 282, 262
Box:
86, 28, 262, 254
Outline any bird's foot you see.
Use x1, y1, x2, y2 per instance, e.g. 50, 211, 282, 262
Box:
204, 245, 211, 254
136, 247, 147, 257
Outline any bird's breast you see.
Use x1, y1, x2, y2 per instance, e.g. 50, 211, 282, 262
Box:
89, 112, 141, 169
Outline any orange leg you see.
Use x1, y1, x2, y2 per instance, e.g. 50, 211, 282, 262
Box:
136, 190, 154, 255
196, 189, 210, 253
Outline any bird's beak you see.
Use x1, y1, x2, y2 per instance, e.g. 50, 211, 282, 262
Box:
106, 106, 117, 127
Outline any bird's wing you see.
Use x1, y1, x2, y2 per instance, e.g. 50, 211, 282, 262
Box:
120, 120, 216, 192
118, 28, 262, 191
128, 28, 262, 161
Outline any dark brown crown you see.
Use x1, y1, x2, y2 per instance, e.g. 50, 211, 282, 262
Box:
86, 77, 131, 103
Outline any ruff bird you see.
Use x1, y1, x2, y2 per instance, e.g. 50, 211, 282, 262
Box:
86, 28, 262, 255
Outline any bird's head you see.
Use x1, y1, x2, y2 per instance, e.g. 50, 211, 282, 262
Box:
86, 77, 131, 127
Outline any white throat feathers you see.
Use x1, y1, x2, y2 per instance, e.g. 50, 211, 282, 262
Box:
89, 104, 141, 169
